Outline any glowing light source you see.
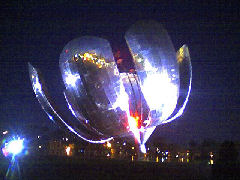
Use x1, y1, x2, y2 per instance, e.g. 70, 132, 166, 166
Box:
140, 144, 146, 154
141, 68, 178, 121
3, 138, 24, 156
66, 146, 71, 156
210, 152, 213, 158
2, 130, 8, 135
65, 73, 80, 87
107, 142, 111, 148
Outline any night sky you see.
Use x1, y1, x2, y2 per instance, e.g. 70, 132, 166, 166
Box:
1, 1, 239, 144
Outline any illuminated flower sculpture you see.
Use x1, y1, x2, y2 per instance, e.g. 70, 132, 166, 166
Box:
29, 20, 192, 153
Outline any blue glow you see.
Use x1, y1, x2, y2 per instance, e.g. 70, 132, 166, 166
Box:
3, 138, 24, 156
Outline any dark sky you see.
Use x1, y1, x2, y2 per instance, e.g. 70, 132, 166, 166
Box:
0, 1, 239, 144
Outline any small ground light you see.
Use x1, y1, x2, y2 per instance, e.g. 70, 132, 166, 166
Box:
66, 146, 71, 156
107, 142, 111, 148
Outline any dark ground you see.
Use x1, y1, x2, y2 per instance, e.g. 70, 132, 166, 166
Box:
1, 156, 240, 179
0, 156, 213, 180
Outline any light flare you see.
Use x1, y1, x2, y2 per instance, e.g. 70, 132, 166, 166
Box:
65, 73, 80, 87
2, 138, 24, 157
142, 68, 178, 121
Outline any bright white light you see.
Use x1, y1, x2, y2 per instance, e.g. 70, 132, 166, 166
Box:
39, 145, 42, 149
141, 68, 178, 121
112, 79, 129, 111
127, 116, 140, 143
107, 142, 111, 148
66, 146, 71, 156
113, 72, 157, 152
65, 73, 80, 87
140, 144, 146, 154
6, 138, 24, 155
144, 59, 158, 72
2, 130, 8, 135
48, 114, 54, 121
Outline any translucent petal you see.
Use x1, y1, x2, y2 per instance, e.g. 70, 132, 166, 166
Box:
59, 36, 128, 137
29, 63, 113, 143
125, 20, 180, 126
